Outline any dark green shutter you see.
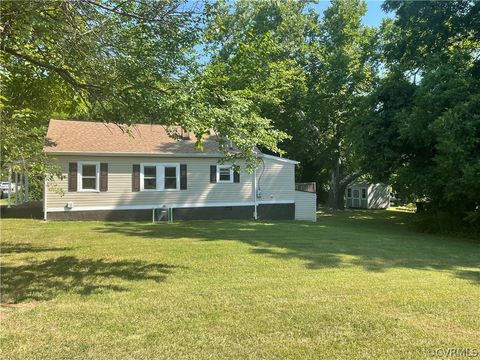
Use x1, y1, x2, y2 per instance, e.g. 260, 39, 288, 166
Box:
210, 165, 217, 183
132, 164, 140, 192
233, 169, 240, 183
100, 163, 108, 192
68, 162, 77, 192
180, 164, 187, 190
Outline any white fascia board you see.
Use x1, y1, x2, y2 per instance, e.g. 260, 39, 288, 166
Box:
44, 151, 300, 165
261, 154, 300, 165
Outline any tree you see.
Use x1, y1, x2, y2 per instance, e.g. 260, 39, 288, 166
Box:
0, 0, 289, 197
304, 0, 379, 208
356, 0, 480, 227
202, 0, 378, 207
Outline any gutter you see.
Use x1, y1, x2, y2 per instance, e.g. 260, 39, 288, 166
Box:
43, 151, 300, 164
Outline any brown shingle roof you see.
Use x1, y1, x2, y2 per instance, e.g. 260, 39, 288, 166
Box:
44, 119, 223, 155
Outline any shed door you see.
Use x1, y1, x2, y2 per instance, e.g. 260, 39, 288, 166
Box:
352, 189, 360, 208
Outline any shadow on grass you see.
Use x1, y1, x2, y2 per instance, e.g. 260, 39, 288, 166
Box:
1, 242, 70, 255
1, 256, 181, 304
94, 210, 479, 283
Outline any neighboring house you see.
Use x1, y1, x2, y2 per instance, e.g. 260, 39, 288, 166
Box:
43, 119, 317, 221
345, 182, 390, 209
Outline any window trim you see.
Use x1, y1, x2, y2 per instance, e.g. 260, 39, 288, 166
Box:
142, 164, 158, 191
140, 163, 180, 191
347, 188, 352, 198
77, 161, 100, 192
163, 164, 180, 191
216, 165, 233, 183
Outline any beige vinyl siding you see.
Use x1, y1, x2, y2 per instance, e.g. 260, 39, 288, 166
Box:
46, 155, 295, 211
255, 158, 295, 203
294, 191, 317, 222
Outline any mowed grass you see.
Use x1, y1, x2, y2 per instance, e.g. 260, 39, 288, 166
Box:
0, 210, 478, 360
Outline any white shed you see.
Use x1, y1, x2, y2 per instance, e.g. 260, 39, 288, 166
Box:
346, 182, 389, 209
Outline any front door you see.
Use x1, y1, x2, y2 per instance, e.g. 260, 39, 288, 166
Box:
353, 189, 360, 208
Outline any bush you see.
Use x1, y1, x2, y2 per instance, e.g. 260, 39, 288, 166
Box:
414, 210, 480, 237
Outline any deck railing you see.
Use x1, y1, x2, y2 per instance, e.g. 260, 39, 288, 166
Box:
295, 182, 316, 193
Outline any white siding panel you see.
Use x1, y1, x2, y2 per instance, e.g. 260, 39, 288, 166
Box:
294, 191, 317, 222
255, 159, 295, 203
367, 184, 390, 209
46, 155, 295, 211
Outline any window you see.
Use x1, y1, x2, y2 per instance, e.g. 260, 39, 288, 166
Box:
362, 188, 367, 199
143, 166, 157, 190
217, 165, 233, 183
164, 166, 177, 189
140, 164, 179, 191
347, 188, 352, 198
78, 162, 99, 191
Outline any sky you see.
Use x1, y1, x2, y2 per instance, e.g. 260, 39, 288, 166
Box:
311, 0, 393, 27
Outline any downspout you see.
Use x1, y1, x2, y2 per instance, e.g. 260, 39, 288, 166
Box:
43, 176, 47, 221
253, 167, 258, 220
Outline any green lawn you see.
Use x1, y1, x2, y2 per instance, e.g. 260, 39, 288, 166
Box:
1, 210, 478, 359
0, 196, 15, 206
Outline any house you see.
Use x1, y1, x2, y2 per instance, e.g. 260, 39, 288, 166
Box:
43, 119, 317, 221
345, 182, 390, 209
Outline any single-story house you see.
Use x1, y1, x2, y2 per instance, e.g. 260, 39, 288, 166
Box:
345, 182, 390, 209
43, 119, 317, 221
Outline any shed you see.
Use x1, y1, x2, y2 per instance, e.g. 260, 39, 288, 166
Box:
346, 182, 389, 209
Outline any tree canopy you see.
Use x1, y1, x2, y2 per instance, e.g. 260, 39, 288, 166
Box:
1, 0, 478, 227
0, 0, 288, 181
355, 0, 480, 226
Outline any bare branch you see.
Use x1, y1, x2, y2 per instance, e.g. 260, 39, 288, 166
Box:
84, 0, 186, 22
339, 170, 363, 187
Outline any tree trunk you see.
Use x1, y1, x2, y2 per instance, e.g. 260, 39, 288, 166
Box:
327, 153, 345, 209
327, 155, 362, 209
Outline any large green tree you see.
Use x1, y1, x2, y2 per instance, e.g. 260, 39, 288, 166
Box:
202, 0, 310, 162
304, 0, 379, 208
1, 0, 289, 198
202, 0, 378, 207
356, 0, 480, 226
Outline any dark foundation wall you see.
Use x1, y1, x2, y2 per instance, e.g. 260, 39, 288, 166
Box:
47, 203, 295, 221
1, 202, 43, 219
173, 206, 254, 220
47, 209, 152, 221
258, 204, 294, 220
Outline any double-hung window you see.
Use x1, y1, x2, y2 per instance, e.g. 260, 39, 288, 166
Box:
78, 162, 99, 191
164, 166, 178, 189
143, 166, 157, 190
217, 165, 233, 183
140, 164, 179, 191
